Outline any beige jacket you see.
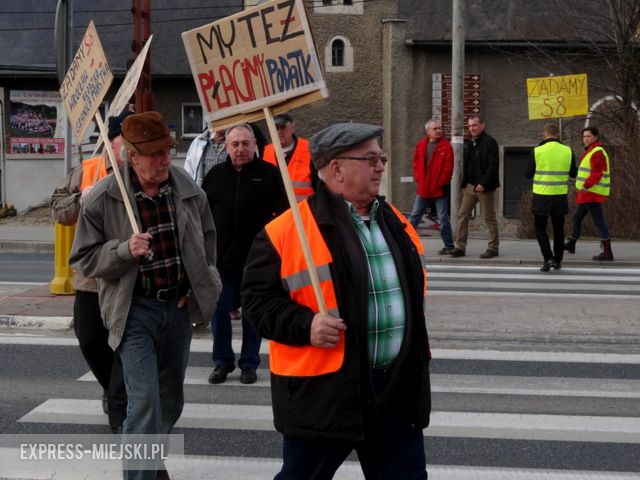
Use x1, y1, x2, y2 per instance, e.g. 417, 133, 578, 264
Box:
69, 162, 222, 350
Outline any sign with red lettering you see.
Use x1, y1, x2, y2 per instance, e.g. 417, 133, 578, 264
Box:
59, 21, 113, 141
182, 0, 327, 129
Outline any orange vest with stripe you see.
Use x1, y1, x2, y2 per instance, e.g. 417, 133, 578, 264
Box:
263, 137, 313, 201
80, 155, 108, 190
264, 199, 425, 377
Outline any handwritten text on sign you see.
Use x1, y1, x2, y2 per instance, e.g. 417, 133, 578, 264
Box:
526, 74, 588, 120
59, 21, 113, 140
182, 0, 325, 123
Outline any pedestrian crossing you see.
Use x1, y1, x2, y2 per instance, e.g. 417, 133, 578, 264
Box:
4, 335, 639, 479
424, 265, 640, 296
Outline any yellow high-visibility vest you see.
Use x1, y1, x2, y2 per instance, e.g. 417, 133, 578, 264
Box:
575, 146, 611, 196
533, 141, 572, 195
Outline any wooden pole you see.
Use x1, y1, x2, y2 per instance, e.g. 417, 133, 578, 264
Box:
94, 111, 140, 234
263, 107, 328, 316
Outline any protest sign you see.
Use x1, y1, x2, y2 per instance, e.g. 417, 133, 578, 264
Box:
527, 73, 588, 120
59, 21, 113, 141
92, 35, 153, 155
182, 0, 327, 129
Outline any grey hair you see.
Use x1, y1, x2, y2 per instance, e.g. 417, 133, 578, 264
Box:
225, 123, 255, 139
425, 119, 442, 129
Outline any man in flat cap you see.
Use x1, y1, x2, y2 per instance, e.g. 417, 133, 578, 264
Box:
51, 108, 134, 434
70, 111, 222, 480
263, 113, 316, 201
243, 123, 431, 479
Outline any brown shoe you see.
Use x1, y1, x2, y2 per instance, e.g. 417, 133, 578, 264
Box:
448, 248, 465, 257
438, 247, 455, 255
479, 249, 499, 259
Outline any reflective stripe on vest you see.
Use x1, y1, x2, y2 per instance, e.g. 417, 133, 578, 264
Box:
264, 200, 426, 377
80, 155, 108, 190
264, 138, 313, 201
575, 146, 611, 196
532, 142, 572, 195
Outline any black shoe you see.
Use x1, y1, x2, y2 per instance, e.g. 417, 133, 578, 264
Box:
438, 247, 455, 255
240, 368, 257, 385
156, 469, 171, 480
208, 365, 235, 384
479, 249, 499, 259
101, 391, 109, 415
448, 248, 466, 257
552, 260, 562, 270
540, 260, 553, 272
564, 238, 576, 254
110, 424, 123, 434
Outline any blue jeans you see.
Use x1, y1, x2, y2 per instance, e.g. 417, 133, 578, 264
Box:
211, 268, 261, 371
275, 411, 427, 480
117, 297, 191, 480
570, 202, 610, 240
409, 194, 454, 249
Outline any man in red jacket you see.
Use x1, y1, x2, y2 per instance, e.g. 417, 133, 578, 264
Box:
564, 126, 613, 261
408, 119, 454, 253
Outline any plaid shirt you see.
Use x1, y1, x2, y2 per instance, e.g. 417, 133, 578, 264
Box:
348, 199, 406, 368
202, 140, 227, 179
132, 172, 184, 290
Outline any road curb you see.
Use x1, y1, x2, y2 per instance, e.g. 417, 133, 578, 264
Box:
0, 241, 54, 254
0, 314, 72, 329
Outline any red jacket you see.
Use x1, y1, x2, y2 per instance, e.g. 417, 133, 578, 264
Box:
413, 137, 454, 198
577, 141, 608, 204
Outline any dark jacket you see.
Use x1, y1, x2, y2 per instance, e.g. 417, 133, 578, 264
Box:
462, 131, 500, 191
525, 138, 578, 216
242, 182, 431, 441
202, 158, 287, 271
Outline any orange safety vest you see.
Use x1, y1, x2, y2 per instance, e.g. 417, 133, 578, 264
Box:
263, 137, 313, 201
264, 199, 425, 377
80, 155, 108, 190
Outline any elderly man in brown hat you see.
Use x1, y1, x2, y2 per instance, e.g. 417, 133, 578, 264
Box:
242, 123, 431, 479
70, 111, 221, 480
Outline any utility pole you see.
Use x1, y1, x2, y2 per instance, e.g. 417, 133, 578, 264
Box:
54, 0, 74, 173
450, 0, 465, 229
131, 0, 154, 112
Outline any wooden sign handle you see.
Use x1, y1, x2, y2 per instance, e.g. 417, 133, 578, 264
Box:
263, 107, 328, 316
94, 111, 140, 235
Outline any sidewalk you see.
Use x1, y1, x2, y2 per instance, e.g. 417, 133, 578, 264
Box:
0, 224, 638, 332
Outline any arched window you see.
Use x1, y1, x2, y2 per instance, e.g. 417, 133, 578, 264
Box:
325, 36, 353, 72
331, 39, 345, 67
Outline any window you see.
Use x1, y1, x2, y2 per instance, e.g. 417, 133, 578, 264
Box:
325, 36, 353, 72
322, 0, 332, 4
313, 0, 363, 14
331, 39, 345, 67
182, 103, 205, 138
343, 0, 352, 4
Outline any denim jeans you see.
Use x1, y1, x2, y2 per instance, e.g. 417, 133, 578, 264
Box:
117, 297, 191, 480
409, 194, 454, 249
570, 202, 610, 240
211, 268, 261, 371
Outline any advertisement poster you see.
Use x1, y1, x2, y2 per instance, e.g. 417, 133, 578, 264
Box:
9, 90, 66, 155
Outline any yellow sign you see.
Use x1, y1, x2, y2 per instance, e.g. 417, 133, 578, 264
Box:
526, 74, 588, 120
181, 0, 327, 129
59, 21, 113, 141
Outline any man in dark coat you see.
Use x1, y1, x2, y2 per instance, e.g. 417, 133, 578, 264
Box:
203, 123, 287, 385
242, 123, 431, 479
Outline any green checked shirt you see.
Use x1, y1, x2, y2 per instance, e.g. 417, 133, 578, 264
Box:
348, 199, 406, 368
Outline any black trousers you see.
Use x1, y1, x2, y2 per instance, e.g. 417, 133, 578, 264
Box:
534, 214, 565, 263
73, 290, 127, 428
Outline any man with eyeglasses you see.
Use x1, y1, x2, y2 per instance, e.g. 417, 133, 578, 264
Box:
408, 119, 455, 254
243, 123, 431, 479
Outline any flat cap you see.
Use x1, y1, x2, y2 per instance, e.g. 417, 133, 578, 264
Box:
310, 123, 384, 169
121, 111, 176, 155
274, 113, 294, 126
107, 109, 135, 140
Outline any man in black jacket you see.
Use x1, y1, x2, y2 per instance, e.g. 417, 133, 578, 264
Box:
202, 123, 287, 384
242, 123, 431, 479
449, 115, 501, 258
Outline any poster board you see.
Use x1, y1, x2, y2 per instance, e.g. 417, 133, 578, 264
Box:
526, 73, 588, 120
182, 0, 327, 129
59, 20, 113, 141
9, 90, 66, 156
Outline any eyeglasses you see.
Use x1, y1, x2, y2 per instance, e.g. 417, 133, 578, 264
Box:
335, 153, 388, 166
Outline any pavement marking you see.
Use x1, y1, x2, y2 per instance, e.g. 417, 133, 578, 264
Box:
76, 369, 640, 399
19, 399, 640, 443
425, 265, 640, 275
0, 315, 72, 329
428, 272, 640, 283
0, 281, 46, 286
3, 334, 640, 364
